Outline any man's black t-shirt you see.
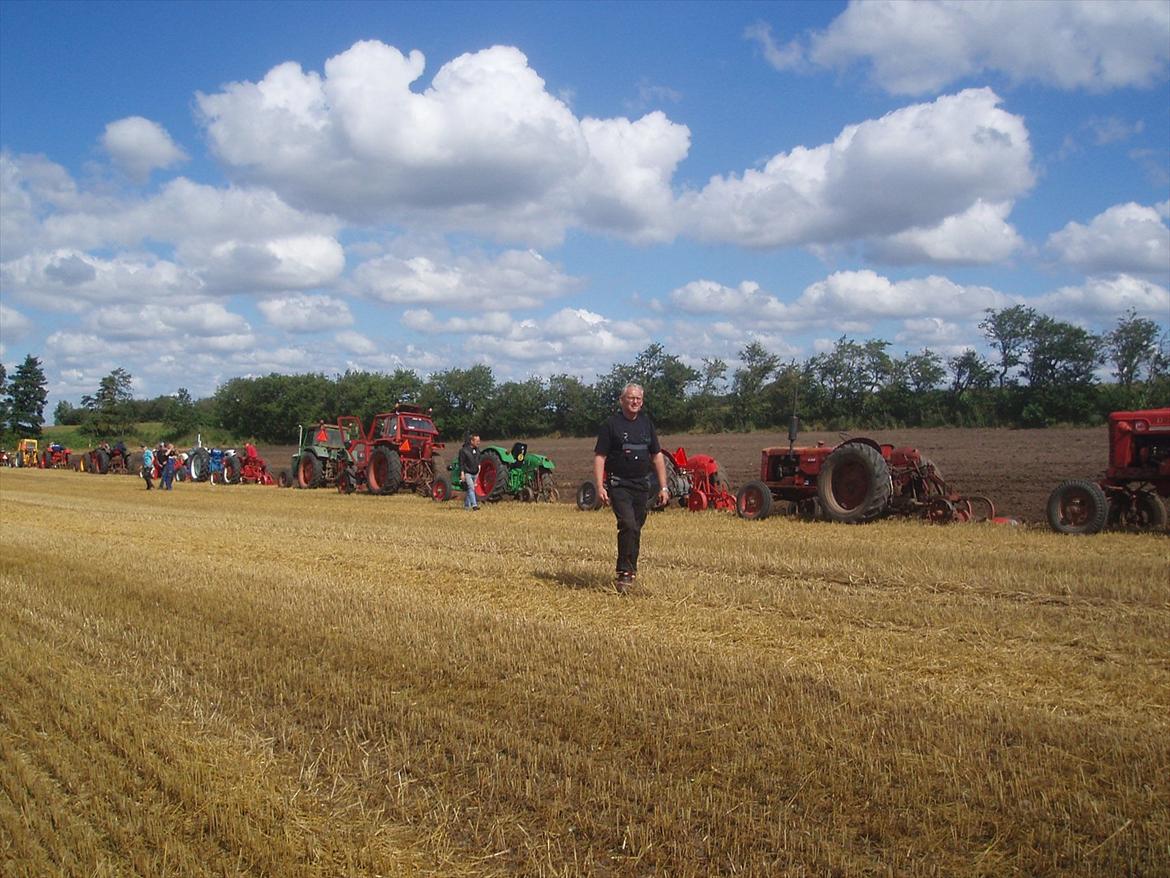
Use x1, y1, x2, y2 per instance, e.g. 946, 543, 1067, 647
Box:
594, 411, 661, 483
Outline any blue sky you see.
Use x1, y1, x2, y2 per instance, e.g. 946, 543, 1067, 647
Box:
1, 0, 1168, 413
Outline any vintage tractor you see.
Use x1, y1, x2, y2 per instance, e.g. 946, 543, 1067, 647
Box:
12, 438, 38, 468
87, 441, 132, 475
736, 416, 993, 525
441, 442, 558, 503
281, 423, 352, 489
337, 404, 445, 496
39, 442, 72, 469
198, 443, 276, 485
1046, 407, 1170, 534
575, 451, 690, 512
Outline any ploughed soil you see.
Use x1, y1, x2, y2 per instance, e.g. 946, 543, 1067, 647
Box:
261, 426, 1109, 525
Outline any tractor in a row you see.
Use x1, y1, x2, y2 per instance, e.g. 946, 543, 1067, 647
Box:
40, 443, 72, 468
575, 446, 735, 512
1046, 407, 1169, 534
439, 442, 558, 503
279, 405, 447, 495
735, 416, 993, 525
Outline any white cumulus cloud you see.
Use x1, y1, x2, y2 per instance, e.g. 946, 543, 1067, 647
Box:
680, 88, 1033, 249
101, 116, 188, 181
766, 0, 1170, 95
350, 247, 580, 309
258, 294, 354, 332
1046, 202, 1170, 275
196, 41, 689, 245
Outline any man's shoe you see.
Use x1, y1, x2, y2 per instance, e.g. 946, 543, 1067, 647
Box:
614, 571, 634, 593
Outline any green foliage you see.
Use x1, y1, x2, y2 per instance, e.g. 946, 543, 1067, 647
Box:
80, 368, 137, 440
6, 355, 48, 437
162, 388, 200, 440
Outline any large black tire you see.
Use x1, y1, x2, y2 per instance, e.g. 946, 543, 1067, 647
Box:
221, 455, 242, 485
337, 466, 357, 494
1110, 489, 1168, 531
817, 442, 892, 524
477, 450, 510, 502
736, 480, 774, 521
188, 448, 211, 482
576, 479, 601, 511
367, 446, 402, 495
297, 454, 323, 489
94, 449, 110, 475
278, 469, 291, 488
1136, 491, 1169, 530
1046, 480, 1108, 535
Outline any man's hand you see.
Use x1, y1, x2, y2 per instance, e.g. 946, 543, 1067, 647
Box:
597, 483, 610, 506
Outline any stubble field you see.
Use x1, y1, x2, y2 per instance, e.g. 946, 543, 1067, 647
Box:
2, 435, 1168, 876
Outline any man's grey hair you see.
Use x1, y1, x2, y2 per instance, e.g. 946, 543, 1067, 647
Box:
621, 383, 644, 397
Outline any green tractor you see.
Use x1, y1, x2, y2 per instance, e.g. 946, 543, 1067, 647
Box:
279, 422, 353, 489
439, 442, 558, 503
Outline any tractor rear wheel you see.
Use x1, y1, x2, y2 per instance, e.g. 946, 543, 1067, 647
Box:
222, 455, 241, 485
367, 446, 402, 494
432, 474, 453, 501
1046, 480, 1107, 534
576, 479, 601, 511
298, 454, 323, 489
736, 480, 774, 521
477, 450, 509, 502
188, 448, 211, 482
94, 449, 110, 474
817, 443, 892, 524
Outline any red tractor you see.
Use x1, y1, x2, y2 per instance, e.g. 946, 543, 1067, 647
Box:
337, 404, 445, 496
736, 417, 993, 525
87, 442, 132, 475
214, 443, 276, 486
40, 443, 72, 468
1047, 407, 1170, 534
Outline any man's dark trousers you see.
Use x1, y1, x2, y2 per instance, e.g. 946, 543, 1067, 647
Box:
610, 480, 650, 575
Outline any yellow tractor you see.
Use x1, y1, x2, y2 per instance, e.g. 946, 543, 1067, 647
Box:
14, 438, 39, 468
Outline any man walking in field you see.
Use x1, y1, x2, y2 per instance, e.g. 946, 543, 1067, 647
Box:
459, 433, 481, 511
593, 383, 670, 592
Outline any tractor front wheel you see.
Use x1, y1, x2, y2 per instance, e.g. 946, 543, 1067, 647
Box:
1110, 489, 1168, 530
817, 443, 892, 524
1046, 480, 1108, 535
576, 479, 601, 511
222, 455, 242, 485
736, 480, 774, 521
432, 474, 453, 501
367, 447, 402, 495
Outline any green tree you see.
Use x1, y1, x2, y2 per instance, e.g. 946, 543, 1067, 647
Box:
629, 344, 699, 432
1019, 316, 1102, 426
6, 355, 49, 437
163, 388, 200, 439
692, 358, 730, 432
0, 363, 9, 437
1105, 309, 1163, 389
980, 306, 1037, 388
80, 367, 136, 438
547, 374, 600, 436
53, 399, 84, 426
731, 342, 780, 430
947, 349, 994, 423
421, 365, 495, 441
483, 378, 553, 438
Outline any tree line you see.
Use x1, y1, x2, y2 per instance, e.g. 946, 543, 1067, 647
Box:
3, 307, 1166, 446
